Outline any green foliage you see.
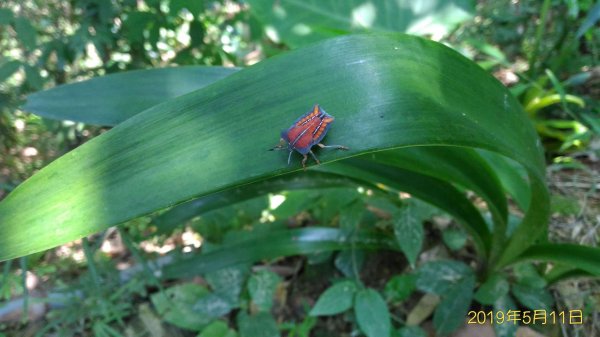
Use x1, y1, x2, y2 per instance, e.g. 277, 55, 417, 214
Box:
150, 283, 215, 330
205, 264, 250, 307
441, 228, 467, 251
384, 274, 417, 303
248, 270, 281, 312
24, 66, 238, 126
334, 250, 365, 278
1, 1, 599, 336
416, 261, 473, 295
457, 0, 599, 154
433, 274, 475, 335
309, 280, 358, 316
39, 267, 149, 336
474, 274, 510, 305
282, 315, 317, 337
354, 288, 391, 337
246, 0, 476, 48
395, 326, 427, 337
236, 312, 280, 337
0, 33, 550, 268
493, 295, 519, 337
197, 321, 238, 337
416, 261, 476, 334
511, 284, 553, 311
393, 205, 425, 267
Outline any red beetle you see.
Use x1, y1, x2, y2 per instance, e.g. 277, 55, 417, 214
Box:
270, 104, 348, 169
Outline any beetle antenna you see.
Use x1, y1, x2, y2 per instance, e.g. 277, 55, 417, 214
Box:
269, 139, 286, 151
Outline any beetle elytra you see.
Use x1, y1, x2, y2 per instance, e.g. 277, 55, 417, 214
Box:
270, 104, 348, 170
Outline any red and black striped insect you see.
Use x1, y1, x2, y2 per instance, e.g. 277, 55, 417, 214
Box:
270, 104, 348, 170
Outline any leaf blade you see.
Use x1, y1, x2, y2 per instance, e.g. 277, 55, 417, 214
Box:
23, 66, 238, 125
0, 34, 548, 262
355, 288, 391, 337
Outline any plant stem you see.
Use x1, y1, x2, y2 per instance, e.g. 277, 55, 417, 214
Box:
82, 237, 101, 286
19, 257, 28, 323
528, 0, 552, 76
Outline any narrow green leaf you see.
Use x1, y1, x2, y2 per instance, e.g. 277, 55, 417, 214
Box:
24, 66, 237, 126
517, 243, 600, 276
153, 172, 354, 232
248, 270, 281, 312
477, 150, 530, 211
433, 274, 475, 335
372, 148, 508, 223
14, 17, 36, 49
0, 34, 548, 265
393, 206, 424, 267
355, 288, 391, 337
320, 159, 491, 256
474, 274, 509, 305
374, 147, 509, 264
544, 267, 592, 284
309, 280, 358, 316
575, 2, 600, 38
416, 260, 473, 295
237, 312, 280, 337
285, 315, 317, 337
162, 228, 396, 280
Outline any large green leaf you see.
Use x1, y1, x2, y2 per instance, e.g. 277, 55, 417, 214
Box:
0, 34, 548, 265
23, 66, 238, 126
152, 171, 356, 232
247, 0, 475, 47
162, 227, 396, 279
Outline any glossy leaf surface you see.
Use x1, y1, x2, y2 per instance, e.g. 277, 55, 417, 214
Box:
0, 34, 548, 266
23, 66, 237, 125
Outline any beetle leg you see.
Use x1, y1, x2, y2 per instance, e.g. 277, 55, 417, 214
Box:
317, 143, 349, 150
309, 150, 320, 165
301, 154, 308, 171
288, 150, 293, 165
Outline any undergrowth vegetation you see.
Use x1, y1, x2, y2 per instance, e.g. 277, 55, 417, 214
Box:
0, 1, 598, 337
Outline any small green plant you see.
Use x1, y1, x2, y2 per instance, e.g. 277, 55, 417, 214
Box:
38, 263, 149, 336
